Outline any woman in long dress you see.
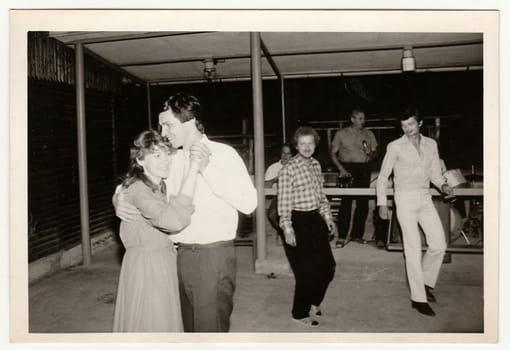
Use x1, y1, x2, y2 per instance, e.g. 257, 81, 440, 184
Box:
113, 130, 208, 332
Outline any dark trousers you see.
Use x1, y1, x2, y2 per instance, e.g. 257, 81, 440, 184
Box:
267, 197, 280, 232
282, 210, 336, 319
338, 162, 372, 240
177, 240, 236, 332
373, 209, 389, 242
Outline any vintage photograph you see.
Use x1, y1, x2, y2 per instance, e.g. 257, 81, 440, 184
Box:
9, 9, 499, 344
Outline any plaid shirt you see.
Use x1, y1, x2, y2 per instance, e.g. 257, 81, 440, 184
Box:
277, 154, 333, 232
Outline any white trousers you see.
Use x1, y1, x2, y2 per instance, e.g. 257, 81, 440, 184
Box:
395, 192, 447, 302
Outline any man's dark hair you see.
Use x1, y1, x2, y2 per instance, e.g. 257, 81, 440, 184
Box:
398, 108, 422, 123
161, 92, 205, 133
350, 107, 365, 119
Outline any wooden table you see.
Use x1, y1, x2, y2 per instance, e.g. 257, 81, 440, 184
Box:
264, 187, 483, 197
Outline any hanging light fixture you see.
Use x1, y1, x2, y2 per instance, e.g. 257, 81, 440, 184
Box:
203, 58, 217, 82
402, 47, 416, 72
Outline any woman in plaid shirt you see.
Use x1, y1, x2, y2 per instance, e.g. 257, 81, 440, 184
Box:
277, 126, 337, 327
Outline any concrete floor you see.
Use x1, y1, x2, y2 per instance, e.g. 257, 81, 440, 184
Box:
29, 229, 484, 336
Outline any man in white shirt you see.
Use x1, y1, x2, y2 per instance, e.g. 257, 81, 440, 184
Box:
265, 143, 293, 231
116, 92, 257, 331
377, 108, 452, 317
265, 143, 293, 188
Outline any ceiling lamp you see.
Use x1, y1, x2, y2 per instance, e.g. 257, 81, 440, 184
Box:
203, 58, 217, 82
402, 47, 416, 72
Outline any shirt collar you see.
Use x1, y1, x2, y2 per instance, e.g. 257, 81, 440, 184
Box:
348, 125, 365, 133
295, 154, 316, 166
401, 133, 426, 146
199, 133, 209, 143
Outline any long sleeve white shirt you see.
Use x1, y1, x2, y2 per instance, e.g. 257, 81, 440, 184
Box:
165, 135, 258, 244
264, 161, 284, 182
376, 134, 446, 206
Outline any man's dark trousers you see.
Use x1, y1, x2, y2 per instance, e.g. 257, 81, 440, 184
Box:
282, 210, 336, 319
338, 162, 372, 240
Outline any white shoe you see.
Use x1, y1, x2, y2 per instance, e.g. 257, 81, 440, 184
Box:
292, 317, 319, 327
310, 305, 322, 317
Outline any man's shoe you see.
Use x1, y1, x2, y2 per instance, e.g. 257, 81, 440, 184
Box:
310, 305, 322, 317
335, 239, 345, 248
425, 285, 436, 303
411, 301, 436, 317
353, 238, 368, 244
292, 317, 319, 327
376, 240, 386, 249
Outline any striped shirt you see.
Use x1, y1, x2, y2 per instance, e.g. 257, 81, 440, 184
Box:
277, 154, 333, 232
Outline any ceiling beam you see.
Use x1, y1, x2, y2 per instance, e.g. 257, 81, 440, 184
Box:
54, 31, 215, 45
260, 38, 281, 79
148, 64, 483, 85
118, 39, 482, 67
119, 53, 251, 67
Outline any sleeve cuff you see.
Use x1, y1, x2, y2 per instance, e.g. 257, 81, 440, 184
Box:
168, 194, 194, 207
377, 199, 387, 206
281, 221, 293, 232
322, 212, 333, 223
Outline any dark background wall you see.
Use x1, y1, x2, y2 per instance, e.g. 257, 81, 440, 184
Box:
27, 33, 127, 262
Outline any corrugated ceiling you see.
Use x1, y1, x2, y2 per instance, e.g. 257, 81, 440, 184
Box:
49, 31, 483, 84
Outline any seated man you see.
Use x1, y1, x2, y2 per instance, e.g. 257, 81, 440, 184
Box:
265, 143, 293, 232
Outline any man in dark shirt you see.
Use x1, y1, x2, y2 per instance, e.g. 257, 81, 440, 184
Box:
330, 108, 378, 247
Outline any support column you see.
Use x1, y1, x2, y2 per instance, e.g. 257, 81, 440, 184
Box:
146, 82, 152, 128
280, 77, 286, 142
250, 32, 267, 261
75, 43, 91, 265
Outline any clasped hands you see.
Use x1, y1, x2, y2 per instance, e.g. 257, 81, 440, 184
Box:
189, 142, 211, 172
114, 142, 211, 222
